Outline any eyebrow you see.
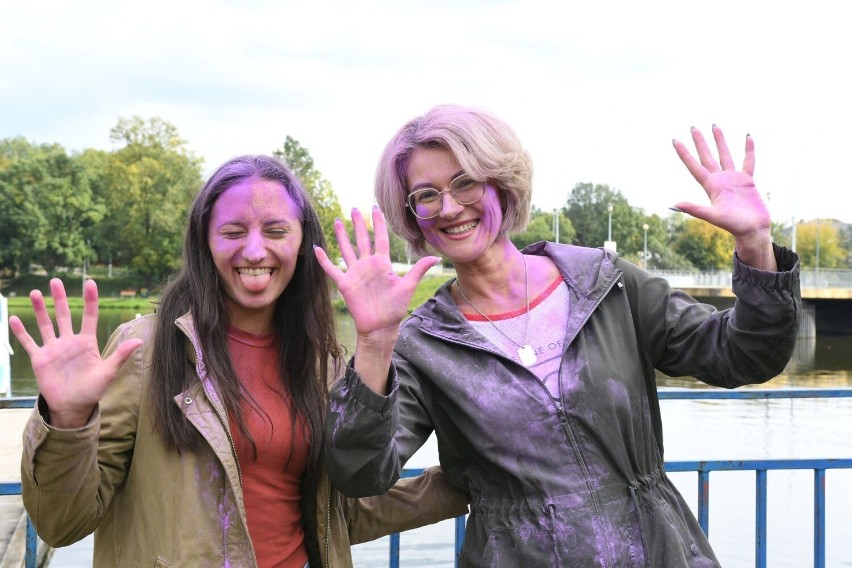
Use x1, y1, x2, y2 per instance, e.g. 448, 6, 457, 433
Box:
409, 169, 466, 192
215, 218, 295, 229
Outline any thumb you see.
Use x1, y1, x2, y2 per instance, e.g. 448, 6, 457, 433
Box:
102, 338, 143, 377
404, 256, 441, 285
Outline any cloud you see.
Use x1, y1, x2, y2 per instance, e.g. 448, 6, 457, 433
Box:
2, 0, 851, 224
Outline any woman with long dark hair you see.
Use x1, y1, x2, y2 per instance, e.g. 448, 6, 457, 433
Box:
11, 154, 467, 567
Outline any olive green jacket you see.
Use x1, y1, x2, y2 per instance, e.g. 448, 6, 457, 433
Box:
21, 313, 467, 567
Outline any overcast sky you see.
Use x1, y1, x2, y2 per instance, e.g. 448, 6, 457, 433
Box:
2, 0, 851, 227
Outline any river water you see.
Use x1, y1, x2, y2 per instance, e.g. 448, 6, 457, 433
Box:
6, 309, 852, 567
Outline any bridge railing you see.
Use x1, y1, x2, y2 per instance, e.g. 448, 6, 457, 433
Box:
4, 390, 852, 568
648, 268, 852, 290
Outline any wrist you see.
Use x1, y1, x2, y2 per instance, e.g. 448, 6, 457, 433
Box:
735, 231, 776, 271
48, 406, 96, 429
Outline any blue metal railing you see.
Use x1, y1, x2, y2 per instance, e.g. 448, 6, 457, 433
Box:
389, 388, 852, 568
4, 390, 851, 568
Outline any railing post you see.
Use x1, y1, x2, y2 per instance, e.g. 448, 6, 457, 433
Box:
814, 469, 826, 568
26, 518, 37, 568
454, 515, 466, 568
755, 470, 768, 568
697, 470, 710, 536
389, 531, 400, 568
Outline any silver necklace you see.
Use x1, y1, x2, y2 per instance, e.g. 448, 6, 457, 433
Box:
456, 254, 537, 367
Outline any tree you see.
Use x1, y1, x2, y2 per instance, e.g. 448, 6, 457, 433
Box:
565, 182, 650, 254
0, 138, 103, 276
273, 136, 343, 263
99, 117, 203, 287
671, 216, 735, 270
510, 206, 575, 250
794, 221, 847, 269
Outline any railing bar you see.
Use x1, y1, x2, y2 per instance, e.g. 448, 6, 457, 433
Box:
755, 470, 768, 568
658, 388, 852, 400
665, 458, 852, 472
697, 471, 710, 536
814, 469, 826, 568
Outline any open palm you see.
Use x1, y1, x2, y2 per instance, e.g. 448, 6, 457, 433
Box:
672, 125, 771, 239
314, 207, 439, 339
8, 279, 142, 428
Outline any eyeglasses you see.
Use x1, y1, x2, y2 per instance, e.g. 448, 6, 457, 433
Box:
406, 173, 486, 220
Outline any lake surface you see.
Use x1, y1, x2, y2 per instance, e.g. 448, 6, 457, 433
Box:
6, 308, 852, 567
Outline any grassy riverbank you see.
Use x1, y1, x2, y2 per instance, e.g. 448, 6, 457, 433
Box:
3, 273, 454, 314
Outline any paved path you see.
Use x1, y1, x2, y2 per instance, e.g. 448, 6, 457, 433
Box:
0, 406, 34, 566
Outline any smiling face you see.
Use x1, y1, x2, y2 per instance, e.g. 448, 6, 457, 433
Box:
406, 145, 505, 265
207, 176, 303, 333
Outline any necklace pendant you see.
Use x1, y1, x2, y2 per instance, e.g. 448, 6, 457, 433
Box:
518, 345, 537, 366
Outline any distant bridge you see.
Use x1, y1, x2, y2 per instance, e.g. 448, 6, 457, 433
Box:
654, 269, 852, 335
651, 268, 852, 300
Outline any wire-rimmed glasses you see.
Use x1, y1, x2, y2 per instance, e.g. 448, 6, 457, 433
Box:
406, 173, 486, 220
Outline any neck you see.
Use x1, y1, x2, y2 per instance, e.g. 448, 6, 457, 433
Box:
226, 305, 275, 336
453, 242, 527, 313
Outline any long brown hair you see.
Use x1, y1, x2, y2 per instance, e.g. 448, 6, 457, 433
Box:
149, 155, 341, 477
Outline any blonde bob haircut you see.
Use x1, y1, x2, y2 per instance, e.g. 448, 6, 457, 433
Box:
375, 104, 533, 258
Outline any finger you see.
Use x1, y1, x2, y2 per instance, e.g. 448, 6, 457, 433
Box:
335, 217, 358, 267
50, 279, 74, 337
372, 206, 390, 256
403, 256, 441, 286
672, 139, 708, 185
671, 201, 721, 228
313, 244, 343, 283
742, 134, 755, 177
79, 279, 100, 337
690, 127, 720, 172
712, 124, 736, 171
8, 316, 40, 357
30, 289, 57, 344
351, 208, 372, 257
102, 338, 144, 378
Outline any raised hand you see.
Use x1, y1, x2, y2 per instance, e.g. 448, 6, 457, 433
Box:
314, 207, 439, 391
8, 279, 143, 428
672, 125, 776, 270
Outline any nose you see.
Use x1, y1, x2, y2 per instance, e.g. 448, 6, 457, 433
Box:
242, 230, 267, 263
438, 191, 464, 219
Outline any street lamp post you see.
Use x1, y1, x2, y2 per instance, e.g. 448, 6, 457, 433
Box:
603, 204, 617, 251
642, 223, 649, 270
607, 204, 613, 242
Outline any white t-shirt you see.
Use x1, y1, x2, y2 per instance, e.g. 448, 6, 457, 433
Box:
464, 276, 568, 399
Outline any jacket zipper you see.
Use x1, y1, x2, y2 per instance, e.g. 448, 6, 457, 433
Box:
325, 484, 332, 567
552, 272, 624, 567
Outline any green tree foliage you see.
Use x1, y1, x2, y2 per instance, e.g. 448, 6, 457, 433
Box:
565, 182, 647, 251
99, 117, 203, 287
510, 206, 575, 249
794, 221, 847, 269
273, 136, 344, 263
0, 138, 104, 276
671, 216, 735, 270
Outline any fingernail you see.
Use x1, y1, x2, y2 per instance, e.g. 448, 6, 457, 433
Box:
690, 126, 696, 131
712, 123, 718, 129
669, 206, 683, 213
671, 138, 677, 146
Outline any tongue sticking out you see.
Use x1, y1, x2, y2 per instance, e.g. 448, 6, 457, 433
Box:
239, 270, 272, 292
